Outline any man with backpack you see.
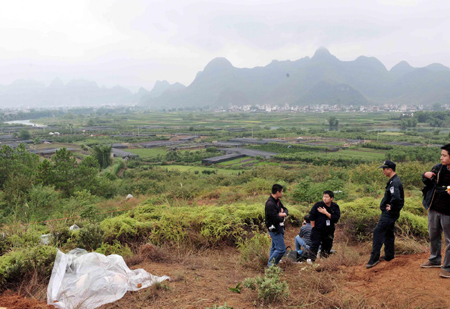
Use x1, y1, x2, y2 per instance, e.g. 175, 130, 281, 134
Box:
421, 143, 450, 278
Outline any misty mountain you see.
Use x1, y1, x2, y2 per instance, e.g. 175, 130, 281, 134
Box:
142, 48, 450, 108
137, 80, 186, 104
0, 78, 135, 108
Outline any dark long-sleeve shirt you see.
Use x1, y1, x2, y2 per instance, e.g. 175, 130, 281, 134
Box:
265, 195, 288, 234
309, 201, 340, 230
380, 174, 404, 218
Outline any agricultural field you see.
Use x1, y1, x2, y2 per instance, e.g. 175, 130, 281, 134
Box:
1, 109, 450, 308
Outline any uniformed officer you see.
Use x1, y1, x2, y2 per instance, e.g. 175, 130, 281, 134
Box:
366, 160, 404, 268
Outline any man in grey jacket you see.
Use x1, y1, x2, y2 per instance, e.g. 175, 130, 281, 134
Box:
366, 160, 404, 269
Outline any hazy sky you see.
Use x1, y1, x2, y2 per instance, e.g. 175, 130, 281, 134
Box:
0, 0, 448, 92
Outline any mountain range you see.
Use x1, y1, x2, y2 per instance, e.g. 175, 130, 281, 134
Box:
142, 47, 450, 108
1, 48, 449, 109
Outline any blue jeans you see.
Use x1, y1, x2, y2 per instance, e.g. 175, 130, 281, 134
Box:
295, 235, 310, 254
268, 231, 286, 267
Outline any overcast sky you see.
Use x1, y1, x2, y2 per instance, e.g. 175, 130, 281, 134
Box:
0, 0, 448, 92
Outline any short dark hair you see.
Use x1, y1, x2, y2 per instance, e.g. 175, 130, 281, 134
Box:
272, 184, 284, 194
441, 143, 450, 154
323, 190, 334, 199
303, 214, 310, 223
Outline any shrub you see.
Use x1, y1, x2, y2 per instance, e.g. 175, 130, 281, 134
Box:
0, 245, 57, 290
243, 265, 290, 304
237, 232, 271, 271
77, 224, 105, 251
95, 241, 133, 258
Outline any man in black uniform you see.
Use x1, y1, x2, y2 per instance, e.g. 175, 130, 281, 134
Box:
421, 143, 450, 278
366, 160, 404, 268
309, 190, 341, 261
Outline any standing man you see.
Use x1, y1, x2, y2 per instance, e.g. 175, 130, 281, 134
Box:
265, 184, 288, 267
309, 190, 341, 261
421, 143, 450, 278
366, 160, 404, 269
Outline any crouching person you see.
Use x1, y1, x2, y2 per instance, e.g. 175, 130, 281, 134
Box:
295, 215, 312, 258
309, 190, 341, 261
265, 184, 288, 267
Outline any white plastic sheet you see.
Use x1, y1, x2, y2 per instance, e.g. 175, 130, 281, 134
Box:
47, 249, 170, 309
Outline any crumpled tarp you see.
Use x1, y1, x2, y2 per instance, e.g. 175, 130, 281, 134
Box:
47, 248, 170, 309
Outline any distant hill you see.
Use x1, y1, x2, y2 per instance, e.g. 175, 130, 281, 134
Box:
0, 78, 136, 108
141, 48, 450, 108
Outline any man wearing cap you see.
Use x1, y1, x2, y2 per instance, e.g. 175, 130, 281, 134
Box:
421, 143, 450, 278
366, 160, 404, 268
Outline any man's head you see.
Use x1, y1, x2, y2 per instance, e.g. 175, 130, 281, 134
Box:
323, 190, 334, 205
441, 144, 450, 166
379, 160, 396, 177
303, 214, 310, 225
271, 184, 284, 199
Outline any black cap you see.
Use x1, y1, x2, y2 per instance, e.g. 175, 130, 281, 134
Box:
379, 160, 396, 171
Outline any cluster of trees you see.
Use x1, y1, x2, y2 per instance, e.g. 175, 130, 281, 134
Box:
415, 111, 450, 127
385, 146, 440, 163
0, 145, 102, 221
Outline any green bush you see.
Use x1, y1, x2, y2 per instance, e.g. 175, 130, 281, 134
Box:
95, 241, 133, 258
243, 265, 290, 304
237, 232, 271, 271
292, 177, 347, 203
77, 224, 105, 251
0, 245, 56, 289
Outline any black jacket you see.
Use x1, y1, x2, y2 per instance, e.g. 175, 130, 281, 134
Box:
422, 163, 443, 210
380, 174, 404, 218
309, 201, 340, 230
265, 195, 288, 234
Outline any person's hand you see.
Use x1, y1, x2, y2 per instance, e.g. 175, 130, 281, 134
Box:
278, 212, 287, 217
318, 207, 328, 215
386, 204, 391, 211
424, 172, 436, 179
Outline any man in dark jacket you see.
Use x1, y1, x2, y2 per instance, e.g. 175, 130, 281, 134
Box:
309, 190, 341, 261
421, 143, 450, 278
265, 184, 288, 267
366, 160, 404, 268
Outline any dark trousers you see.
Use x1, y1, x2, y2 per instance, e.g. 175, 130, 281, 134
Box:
370, 212, 397, 262
310, 227, 335, 260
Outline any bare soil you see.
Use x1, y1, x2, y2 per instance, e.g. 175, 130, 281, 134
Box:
1, 229, 448, 309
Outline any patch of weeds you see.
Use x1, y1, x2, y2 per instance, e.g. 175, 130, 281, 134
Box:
228, 282, 242, 293
243, 265, 289, 305
237, 232, 270, 271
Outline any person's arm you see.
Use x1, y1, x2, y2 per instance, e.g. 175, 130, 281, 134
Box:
331, 205, 341, 223
423, 165, 439, 185
389, 182, 404, 212
309, 204, 318, 228
299, 226, 305, 237
266, 201, 285, 222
